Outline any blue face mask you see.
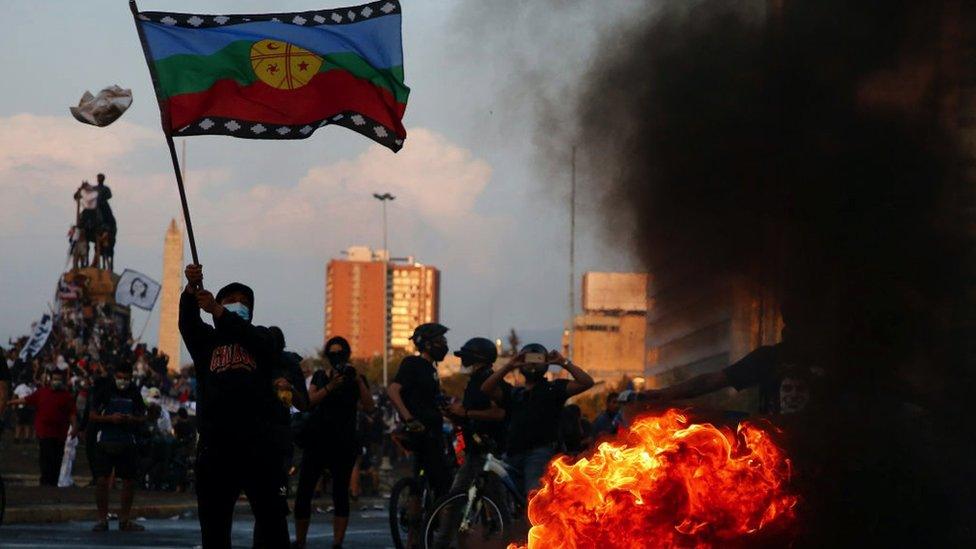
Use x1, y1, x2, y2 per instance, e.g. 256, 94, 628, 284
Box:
223, 302, 251, 322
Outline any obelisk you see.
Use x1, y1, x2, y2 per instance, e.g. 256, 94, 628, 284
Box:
158, 218, 184, 372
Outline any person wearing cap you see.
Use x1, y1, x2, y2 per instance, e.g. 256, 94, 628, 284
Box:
179, 264, 289, 548
482, 343, 594, 496
88, 363, 147, 532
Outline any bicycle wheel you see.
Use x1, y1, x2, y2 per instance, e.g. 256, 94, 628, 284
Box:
389, 477, 426, 549
423, 491, 507, 549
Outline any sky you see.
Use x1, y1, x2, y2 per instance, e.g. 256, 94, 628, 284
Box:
0, 0, 640, 360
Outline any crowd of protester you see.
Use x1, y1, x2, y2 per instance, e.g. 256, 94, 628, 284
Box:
0, 261, 629, 548
1, 297, 199, 498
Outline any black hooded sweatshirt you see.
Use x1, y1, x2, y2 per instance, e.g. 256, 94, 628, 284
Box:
179, 289, 277, 447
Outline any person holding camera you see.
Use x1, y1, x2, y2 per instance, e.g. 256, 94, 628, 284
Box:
387, 323, 452, 500
481, 343, 594, 496
292, 336, 373, 549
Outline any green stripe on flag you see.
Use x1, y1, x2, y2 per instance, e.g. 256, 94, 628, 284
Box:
154, 40, 408, 103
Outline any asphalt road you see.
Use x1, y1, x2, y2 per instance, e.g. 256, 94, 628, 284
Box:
0, 509, 395, 548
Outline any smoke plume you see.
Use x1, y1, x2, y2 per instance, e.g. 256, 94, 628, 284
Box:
460, 0, 976, 544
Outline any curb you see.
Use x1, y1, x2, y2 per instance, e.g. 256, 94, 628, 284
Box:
4, 502, 199, 525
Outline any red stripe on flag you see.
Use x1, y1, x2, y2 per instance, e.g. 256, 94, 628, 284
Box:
166, 70, 407, 137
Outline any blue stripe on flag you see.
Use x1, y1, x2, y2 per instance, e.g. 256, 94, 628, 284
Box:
142, 17, 403, 68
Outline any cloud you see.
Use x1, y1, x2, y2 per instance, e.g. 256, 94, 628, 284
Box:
0, 113, 154, 174
201, 128, 505, 273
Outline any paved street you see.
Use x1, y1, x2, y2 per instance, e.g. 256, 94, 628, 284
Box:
0, 510, 394, 548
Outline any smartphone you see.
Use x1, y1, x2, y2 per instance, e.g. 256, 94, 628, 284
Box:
524, 352, 547, 364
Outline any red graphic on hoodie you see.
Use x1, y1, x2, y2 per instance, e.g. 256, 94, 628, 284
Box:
210, 344, 256, 374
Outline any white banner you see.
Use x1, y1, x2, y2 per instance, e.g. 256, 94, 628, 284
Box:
115, 269, 162, 311
19, 313, 53, 361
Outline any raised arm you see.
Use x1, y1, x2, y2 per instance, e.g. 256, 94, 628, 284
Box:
643, 370, 731, 401
481, 354, 521, 402
179, 265, 213, 353
549, 350, 595, 396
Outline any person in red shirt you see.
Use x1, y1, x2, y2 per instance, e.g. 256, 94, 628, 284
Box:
7, 369, 78, 486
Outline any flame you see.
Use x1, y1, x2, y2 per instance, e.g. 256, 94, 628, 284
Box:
511, 409, 797, 548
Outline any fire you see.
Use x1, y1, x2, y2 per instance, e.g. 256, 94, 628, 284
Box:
511, 409, 797, 548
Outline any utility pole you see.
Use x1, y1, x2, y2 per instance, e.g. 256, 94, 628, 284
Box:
568, 146, 577, 361
373, 192, 396, 386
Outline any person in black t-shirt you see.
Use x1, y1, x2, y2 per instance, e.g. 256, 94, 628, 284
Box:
482, 343, 594, 496
387, 323, 451, 499
432, 337, 510, 549
178, 264, 289, 549
293, 336, 373, 549
88, 363, 147, 532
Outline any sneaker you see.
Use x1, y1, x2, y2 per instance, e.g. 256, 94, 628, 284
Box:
119, 520, 146, 532
91, 520, 109, 532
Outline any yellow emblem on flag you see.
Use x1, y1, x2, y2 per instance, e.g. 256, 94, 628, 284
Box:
250, 39, 323, 90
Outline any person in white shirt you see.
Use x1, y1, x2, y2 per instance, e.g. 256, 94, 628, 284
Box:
146, 388, 173, 435
13, 379, 36, 443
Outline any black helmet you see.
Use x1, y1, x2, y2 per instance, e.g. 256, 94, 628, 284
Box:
520, 343, 548, 355
454, 337, 498, 365
410, 323, 449, 349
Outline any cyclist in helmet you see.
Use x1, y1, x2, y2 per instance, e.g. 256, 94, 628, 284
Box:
432, 337, 510, 548
387, 322, 452, 498
482, 343, 594, 495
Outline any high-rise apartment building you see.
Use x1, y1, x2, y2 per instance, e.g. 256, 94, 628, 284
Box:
325, 246, 440, 359
157, 219, 184, 372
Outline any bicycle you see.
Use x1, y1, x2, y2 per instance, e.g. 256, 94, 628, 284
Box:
422, 442, 526, 549
389, 426, 460, 549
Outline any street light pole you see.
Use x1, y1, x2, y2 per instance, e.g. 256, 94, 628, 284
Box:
373, 192, 396, 386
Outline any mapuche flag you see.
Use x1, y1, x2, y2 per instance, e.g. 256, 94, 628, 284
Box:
132, 1, 408, 152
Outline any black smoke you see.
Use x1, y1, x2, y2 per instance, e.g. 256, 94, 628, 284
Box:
564, 0, 976, 544
451, 0, 976, 544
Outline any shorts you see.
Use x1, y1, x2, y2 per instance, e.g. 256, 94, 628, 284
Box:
92, 442, 139, 480
17, 407, 35, 426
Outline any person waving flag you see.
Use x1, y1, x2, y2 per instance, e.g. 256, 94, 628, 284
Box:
131, 0, 408, 152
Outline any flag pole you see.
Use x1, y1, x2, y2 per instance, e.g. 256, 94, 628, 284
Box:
130, 0, 200, 266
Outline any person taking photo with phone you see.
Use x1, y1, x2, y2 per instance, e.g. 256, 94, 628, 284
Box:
481, 343, 594, 496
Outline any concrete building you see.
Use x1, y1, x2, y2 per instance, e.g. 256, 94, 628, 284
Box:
325, 246, 440, 359
389, 262, 440, 351
157, 219, 184, 372
568, 272, 649, 382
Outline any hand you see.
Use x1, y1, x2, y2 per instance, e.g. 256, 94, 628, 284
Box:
324, 374, 344, 392
405, 419, 426, 433
505, 352, 525, 370
547, 350, 567, 366
185, 264, 203, 289
274, 377, 293, 391
446, 402, 466, 419
196, 290, 221, 315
